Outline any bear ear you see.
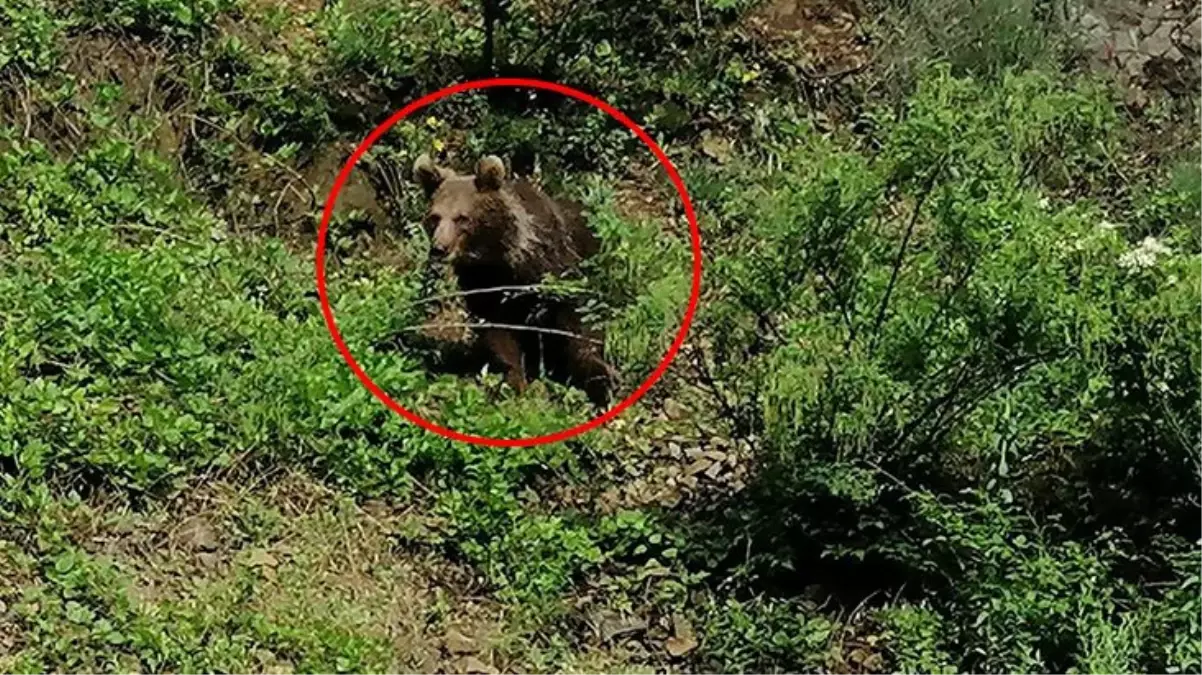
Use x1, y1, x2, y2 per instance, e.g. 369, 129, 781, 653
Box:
413, 153, 448, 198
475, 155, 506, 192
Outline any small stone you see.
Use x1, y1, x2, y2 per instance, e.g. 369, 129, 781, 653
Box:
1124, 51, 1152, 78
663, 399, 688, 420
1124, 84, 1150, 110
245, 548, 278, 568
1079, 11, 1106, 32
1144, 22, 1176, 56
456, 656, 495, 674
700, 134, 733, 164
665, 615, 698, 657
704, 460, 724, 480
444, 629, 479, 655
1114, 28, 1138, 53
684, 458, 712, 476
1140, 16, 1160, 35
1164, 45, 1185, 62
178, 517, 219, 552
1186, 17, 1202, 50
594, 610, 648, 642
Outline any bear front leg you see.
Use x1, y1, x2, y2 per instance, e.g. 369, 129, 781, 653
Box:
482, 328, 527, 395
563, 324, 616, 408
572, 347, 616, 408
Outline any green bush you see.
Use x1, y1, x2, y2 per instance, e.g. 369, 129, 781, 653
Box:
683, 66, 1200, 672
74, 0, 237, 38
0, 0, 66, 75
0, 135, 677, 616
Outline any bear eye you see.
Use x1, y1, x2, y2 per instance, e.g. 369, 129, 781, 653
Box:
453, 215, 470, 226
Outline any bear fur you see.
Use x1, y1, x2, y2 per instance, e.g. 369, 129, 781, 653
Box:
413, 153, 616, 407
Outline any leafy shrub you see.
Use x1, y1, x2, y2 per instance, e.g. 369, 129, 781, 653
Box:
75, 0, 237, 38
875, 0, 1079, 91
696, 596, 836, 673
0, 0, 66, 75
0, 135, 673, 612
202, 34, 334, 150
682, 66, 1200, 672
321, 0, 472, 93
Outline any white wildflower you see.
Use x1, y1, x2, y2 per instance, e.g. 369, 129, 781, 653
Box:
1097, 220, 1122, 231
1118, 236, 1172, 271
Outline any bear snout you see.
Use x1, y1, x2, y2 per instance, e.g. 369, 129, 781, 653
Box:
430, 220, 463, 261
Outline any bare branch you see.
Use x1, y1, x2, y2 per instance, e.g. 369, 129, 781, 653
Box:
407, 283, 597, 309
397, 321, 604, 345
867, 159, 945, 355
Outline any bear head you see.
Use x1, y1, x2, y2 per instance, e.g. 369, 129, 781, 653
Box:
412, 154, 510, 265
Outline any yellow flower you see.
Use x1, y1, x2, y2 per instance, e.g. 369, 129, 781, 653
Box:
425, 116, 439, 128
433, 138, 446, 152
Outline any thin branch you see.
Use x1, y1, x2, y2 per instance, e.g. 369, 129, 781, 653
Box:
867, 159, 945, 355
113, 222, 201, 246
686, 342, 742, 433
926, 354, 1059, 449
396, 321, 603, 345
406, 283, 597, 309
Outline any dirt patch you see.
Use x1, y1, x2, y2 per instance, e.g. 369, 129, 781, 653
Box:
0, 34, 185, 158
21, 468, 661, 673
64, 471, 503, 672
302, 141, 390, 228
0, 542, 37, 665
64, 35, 189, 155
747, 0, 872, 78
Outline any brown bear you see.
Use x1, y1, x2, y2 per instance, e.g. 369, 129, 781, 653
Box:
412, 153, 616, 407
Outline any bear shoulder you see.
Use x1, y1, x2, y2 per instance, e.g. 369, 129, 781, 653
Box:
509, 181, 600, 255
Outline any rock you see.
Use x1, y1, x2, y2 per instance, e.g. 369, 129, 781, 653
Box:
665, 615, 698, 657
1144, 22, 1176, 56
1124, 51, 1152, 78
1164, 45, 1185, 62
444, 629, 479, 655
456, 655, 496, 674
1114, 28, 1139, 53
245, 548, 278, 568
1140, 16, 1160, 36
178, 517, 219, 552
1186, 16, 1202, 51
594, 610, 648, 642
684, 458, 712, 476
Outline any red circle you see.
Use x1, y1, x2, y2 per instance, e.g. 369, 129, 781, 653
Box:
316, 78, 702, 447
